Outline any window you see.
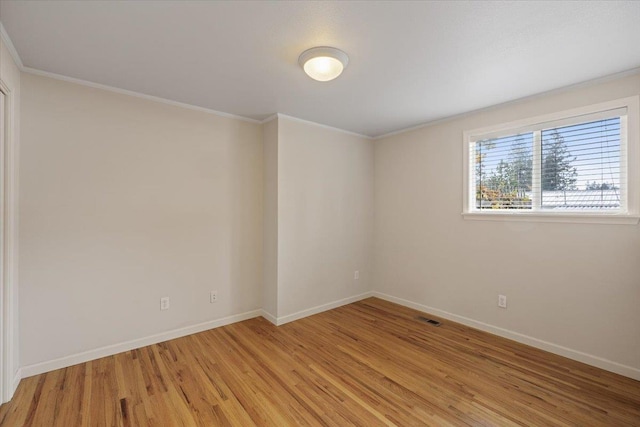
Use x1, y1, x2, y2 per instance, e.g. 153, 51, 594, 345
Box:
463, 97, 639, 224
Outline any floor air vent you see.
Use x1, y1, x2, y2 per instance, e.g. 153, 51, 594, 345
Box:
415, 316, 441, 327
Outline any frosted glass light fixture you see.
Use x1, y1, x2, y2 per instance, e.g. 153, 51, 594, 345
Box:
298, 47, 349, 82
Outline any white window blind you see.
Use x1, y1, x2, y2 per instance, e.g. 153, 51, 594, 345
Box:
475, 133, 534, 210
541, 118, 621, 210
464, 96, 639, 223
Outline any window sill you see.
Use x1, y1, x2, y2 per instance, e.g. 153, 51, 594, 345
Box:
462, 211, 640, 225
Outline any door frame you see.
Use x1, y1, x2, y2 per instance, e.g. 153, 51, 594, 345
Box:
0, 79, 18, 404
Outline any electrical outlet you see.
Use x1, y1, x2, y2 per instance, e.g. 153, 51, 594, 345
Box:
210, 291, 218, 303
498, 294, 507, 309
354, 270, 359, 280
160, 297, 170, 310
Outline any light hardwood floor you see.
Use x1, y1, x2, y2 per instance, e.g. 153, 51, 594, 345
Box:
1, 297, 639, 426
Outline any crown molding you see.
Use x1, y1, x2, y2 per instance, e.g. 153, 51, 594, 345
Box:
260, 114, 279, 125
275, 113, 373, 140
0, 22, 24, 70
20, 67, 375, 137
7, 17, 638, 141
374, 66, 640, 141
22, 66, 263, 124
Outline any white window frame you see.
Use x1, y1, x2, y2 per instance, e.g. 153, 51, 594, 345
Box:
462, 96, 640, 225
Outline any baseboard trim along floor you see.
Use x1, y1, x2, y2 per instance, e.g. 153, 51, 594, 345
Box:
372, 291, 640, 381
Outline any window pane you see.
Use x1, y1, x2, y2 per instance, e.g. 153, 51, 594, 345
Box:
541, 118, 620, 210
475, 133, 533, 210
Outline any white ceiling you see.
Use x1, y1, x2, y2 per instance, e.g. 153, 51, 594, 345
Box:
1, 1, 639, 137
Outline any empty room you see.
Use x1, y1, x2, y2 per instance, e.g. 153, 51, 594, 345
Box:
1, 1, 639, 426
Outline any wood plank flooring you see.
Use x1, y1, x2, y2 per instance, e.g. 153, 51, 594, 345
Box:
1, 297, 639, 426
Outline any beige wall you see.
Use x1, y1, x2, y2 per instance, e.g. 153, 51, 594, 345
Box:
19, 73, 263, 368
262, 118, 278, 319
0, 35, 21, 401
277, 117, 374, 318
18, 74, 375, 371
373, 73, 640, 376
14, 57, 638, 380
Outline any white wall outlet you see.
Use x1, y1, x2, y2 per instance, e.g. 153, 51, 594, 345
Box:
210, 291, 218, 303
354, 270, 360, 280
160, 297, 170, 310
498, 294, 507, 309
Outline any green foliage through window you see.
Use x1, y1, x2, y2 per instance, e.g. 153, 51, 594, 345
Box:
474, 117, 621, 210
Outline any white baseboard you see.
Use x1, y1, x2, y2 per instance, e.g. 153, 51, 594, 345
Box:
260, 309, 278, 325
19, 293, 373, 379
276, 292, 373, 325
11, 368, 21, 396
372, 292, 640, 381
21, 309, 263, 378
1, 368, 22, 404
18, 291, 639, 382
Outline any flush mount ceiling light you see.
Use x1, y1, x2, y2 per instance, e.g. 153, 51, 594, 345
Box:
298, 46, 349, 82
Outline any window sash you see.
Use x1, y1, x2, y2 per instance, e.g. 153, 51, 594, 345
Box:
467, 107, 626, 142
472, 122, 624, 212
463, 97, 639, 222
